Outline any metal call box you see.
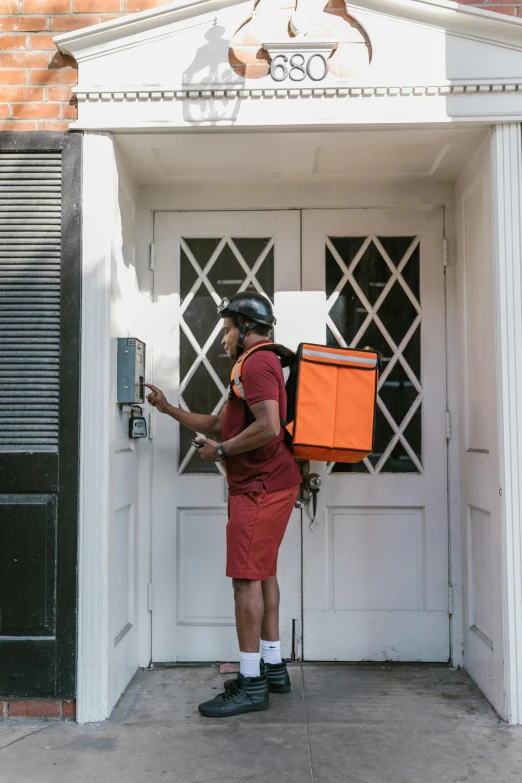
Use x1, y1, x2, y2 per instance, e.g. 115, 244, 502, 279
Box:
117, 338, 146, 404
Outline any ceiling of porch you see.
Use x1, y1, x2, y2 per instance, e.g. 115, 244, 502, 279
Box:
116, 127, 488, 186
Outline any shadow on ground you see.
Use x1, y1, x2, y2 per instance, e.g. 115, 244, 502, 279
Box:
1, 665, 522, 783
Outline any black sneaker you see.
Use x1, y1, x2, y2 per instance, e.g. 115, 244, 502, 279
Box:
198, 673, 269, 718
224, 659, 292, 694
264, 659, 292, 694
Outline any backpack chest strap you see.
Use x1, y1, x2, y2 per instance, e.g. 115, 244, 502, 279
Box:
232, 359, 247, 401
229, 342, 296, 402
230, 344, 264, 402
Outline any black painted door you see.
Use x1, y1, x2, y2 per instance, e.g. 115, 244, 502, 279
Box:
0, 132, 81, 698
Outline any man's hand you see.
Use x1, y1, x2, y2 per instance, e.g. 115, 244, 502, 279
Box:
196, 437, 220, 463
143, 383, 170, 414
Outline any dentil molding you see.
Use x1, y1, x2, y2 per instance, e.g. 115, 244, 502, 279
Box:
73, 83, 522, 102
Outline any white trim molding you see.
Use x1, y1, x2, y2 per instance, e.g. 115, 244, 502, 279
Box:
492, 123, 522, 725
73, 82, 522, 103
77, 133, 118, 723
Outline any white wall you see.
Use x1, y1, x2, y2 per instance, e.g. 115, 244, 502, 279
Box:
78, 133, 151, 722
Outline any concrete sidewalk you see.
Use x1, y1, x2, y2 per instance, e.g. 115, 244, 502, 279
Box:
1, 664, 522, 783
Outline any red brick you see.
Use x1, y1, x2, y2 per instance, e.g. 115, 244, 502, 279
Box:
39, 119, 70, 129
2, 85, 43, 100
0, 34, 28, 48
126, 0, 165, 11
0, 0, 18, 11
47, 83, 72, 100
30, 33, 58, 49
0, 104, 10, 118
0, 17, 48, 32
0, 51, 52, 67
74, 0, 120, 11
12, 102, 62, 118
30, 68, 77, 84
100, 12, 122, 20
23, 0, 72, 11
488, 5, 518, 14
62, 100, 77, 118
62, 700, 76, 720
0, 69, 27, 84
50, 14, 100, 30
9, 700, 61, 718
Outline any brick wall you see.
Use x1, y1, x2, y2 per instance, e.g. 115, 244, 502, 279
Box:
0, 0, 169, 130
0, 0, 519, 129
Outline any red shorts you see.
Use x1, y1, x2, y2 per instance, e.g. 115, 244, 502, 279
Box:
226, 486, 299, 580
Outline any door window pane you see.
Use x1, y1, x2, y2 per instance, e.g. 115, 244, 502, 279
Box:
326, 235, 422, 474
178, 237, 274, 474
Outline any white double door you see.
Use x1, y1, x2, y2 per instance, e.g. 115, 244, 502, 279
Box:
151, 208, 449, 663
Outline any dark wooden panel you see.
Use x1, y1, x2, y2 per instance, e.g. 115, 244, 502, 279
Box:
0, 494, 56, 636
0, 641, 57, 697
0, 453, 58, 493
0, 148, 62, 453
0, 132, 81, 699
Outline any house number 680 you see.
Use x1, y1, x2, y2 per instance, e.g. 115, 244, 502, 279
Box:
269, 53, 329, 83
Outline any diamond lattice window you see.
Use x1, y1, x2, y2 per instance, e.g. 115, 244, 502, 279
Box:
178, 236, 274, 474
325, 235, 422, 474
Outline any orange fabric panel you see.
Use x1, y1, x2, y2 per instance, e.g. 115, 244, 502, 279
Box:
293, 360, 337, 449
290, 344, 378, 464
335, 366, 376, 452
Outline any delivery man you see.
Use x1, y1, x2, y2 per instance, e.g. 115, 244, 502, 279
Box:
144, 292, 302, 718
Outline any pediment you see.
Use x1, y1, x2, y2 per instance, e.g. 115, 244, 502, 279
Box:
55, 0, 522, 129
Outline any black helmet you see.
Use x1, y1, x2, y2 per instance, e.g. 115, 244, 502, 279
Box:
217, 292, 276, 356
217, 292, 276, 327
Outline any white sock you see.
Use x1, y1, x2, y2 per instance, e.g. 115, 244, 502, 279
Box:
261, 639, 282, 665
239, 651, 261, 678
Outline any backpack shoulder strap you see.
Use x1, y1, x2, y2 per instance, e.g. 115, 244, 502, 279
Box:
230, 343, 296, 401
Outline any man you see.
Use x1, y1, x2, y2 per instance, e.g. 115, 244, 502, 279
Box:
144, 292, 302, 718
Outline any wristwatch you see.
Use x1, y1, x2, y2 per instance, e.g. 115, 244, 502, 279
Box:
216, 443, 227, 460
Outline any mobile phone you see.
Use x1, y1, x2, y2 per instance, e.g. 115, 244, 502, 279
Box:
191, 438, 204, 449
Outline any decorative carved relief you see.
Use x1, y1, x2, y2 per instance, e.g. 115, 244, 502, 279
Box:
229, 0, 371, 79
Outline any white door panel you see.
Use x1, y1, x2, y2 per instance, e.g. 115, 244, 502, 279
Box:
152, 211, 301, 662
301, 209, 449, 661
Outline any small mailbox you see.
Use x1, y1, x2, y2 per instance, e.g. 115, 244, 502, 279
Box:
117, 338, 146, 404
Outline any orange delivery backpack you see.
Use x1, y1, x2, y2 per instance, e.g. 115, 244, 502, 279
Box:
230, 342, 380, 463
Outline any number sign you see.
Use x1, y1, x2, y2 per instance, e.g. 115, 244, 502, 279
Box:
269, 53, 329, 83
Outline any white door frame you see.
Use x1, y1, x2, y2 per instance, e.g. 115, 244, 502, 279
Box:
77, 132, 115, 723
491, 123, 522, 724
77, 126, 522, 723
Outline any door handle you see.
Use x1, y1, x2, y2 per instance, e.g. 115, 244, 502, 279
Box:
303, 472, 322, 531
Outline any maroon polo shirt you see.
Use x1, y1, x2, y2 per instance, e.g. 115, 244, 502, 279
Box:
222, 341, 302, 496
